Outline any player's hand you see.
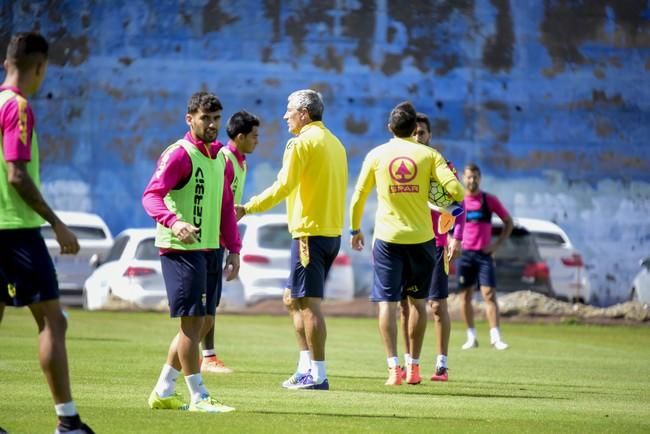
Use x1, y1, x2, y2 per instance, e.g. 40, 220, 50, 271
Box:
350, 232, 365, 251
234, 205, 246, 221
171, 220, 199, 244
53, 221, 80, 255
224, 253, 240, 281
448, 238, 462, 261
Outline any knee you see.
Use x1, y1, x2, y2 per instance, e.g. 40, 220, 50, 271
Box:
430, 300, 441, 317
482, 287, 496, 302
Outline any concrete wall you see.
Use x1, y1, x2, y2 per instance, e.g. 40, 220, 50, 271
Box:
2, 0, 649, 304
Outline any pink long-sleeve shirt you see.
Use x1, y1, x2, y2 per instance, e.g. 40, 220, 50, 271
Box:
0, 86, 35, 162
453, 190, 509, 251
142, 132, 241, 254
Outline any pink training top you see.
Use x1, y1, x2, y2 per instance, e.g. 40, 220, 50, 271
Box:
0, 86, 35, 161
142, 132, 242, 254
453, 191, 509, 251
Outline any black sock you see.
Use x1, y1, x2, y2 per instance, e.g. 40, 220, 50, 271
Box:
58, 414, 82, 430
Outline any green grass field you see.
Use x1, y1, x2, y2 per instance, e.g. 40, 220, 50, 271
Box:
1, 308, 649, 434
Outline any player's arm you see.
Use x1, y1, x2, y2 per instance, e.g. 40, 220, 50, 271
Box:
219, 156, 241, 280
431, 153, 464, 203
349, 153, 376, 251
2, 97, 79, 254
243, 138, 304, 215
484, 196, 513, 255
6, 161, 79, 253
141, 146, 197, 243
449, 207, 464, 260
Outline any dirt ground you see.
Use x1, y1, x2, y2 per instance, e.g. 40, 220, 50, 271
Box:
231, 291, 650, 325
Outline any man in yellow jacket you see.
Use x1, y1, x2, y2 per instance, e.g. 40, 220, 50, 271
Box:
237, 89, 347, 390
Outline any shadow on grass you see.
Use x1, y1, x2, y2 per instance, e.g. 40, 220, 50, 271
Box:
67, 336, 129, 342
245, 409, 487, 422
230, 371, 569, 400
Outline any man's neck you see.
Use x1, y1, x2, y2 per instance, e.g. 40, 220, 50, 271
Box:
2, 73, 29, 96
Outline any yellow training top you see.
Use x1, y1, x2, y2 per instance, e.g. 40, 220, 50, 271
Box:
350, 136, 464, 244
244, 121, 348, 237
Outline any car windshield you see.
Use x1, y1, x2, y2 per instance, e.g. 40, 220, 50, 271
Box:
533, 232, 566, 247
41, 225, 107, 240
492, 226, 538, 260
257, 223, 291, 250
104, 235, 130, 263
135, 238, 159, 260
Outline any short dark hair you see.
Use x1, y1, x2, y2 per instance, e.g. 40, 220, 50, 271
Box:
187, 91, 222, 114
389, 101, 417, 138
415, 112, 431, 133
5, 32, 49, 70
226, 110, 260, 139
465, 163, 481, 176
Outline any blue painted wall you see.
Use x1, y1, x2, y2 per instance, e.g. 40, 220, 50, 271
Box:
2, 0, 649, 303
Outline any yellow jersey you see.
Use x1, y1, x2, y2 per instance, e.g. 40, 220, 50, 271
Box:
245, 121, 348, 237
350, 136, 464, 244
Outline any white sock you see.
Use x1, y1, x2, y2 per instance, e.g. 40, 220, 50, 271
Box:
298, 350, 311, 374
467, 328, 477, 342
185, 373, 209, 403
310, 360, 327, 383
202, 349, 216, 358
54, 401, 77, 417
490, 327, 501, 344
154, 364, 180, 397
387, 357, 399, 368
411, 358, 420, 366
436, 354, 448, 368
404, 353, 412, 366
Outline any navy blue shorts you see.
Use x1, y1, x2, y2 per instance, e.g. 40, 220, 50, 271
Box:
289, 236, 341, 299
0, 228, 59, 307
428, 245, 449, 300
457, 250, 496, 289
371, 238, 436, 302
160, 249, 222, 317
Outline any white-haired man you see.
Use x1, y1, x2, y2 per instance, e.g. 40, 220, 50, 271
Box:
236, 90, 348, 390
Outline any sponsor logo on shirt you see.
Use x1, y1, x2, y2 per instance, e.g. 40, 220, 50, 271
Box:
16, 95, 28, 146
388, 156, 419, 193
193, 167, 204, 242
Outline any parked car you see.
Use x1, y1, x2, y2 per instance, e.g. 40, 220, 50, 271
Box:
83, 228, 244, 310
630, 257, 650, 304
42, 211, 113, 306
488, 221, 554, 296
83, 214, 354, 310
237, 214, 354, 304
516, 218, 591, 303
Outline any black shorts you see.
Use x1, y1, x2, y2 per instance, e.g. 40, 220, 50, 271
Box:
428, 245, 449, 300
371, 238, 436, 302
457, 250, 496, 289
160, 249, 222, 317
288, 236, 341, 299
0, 228, 59, 307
